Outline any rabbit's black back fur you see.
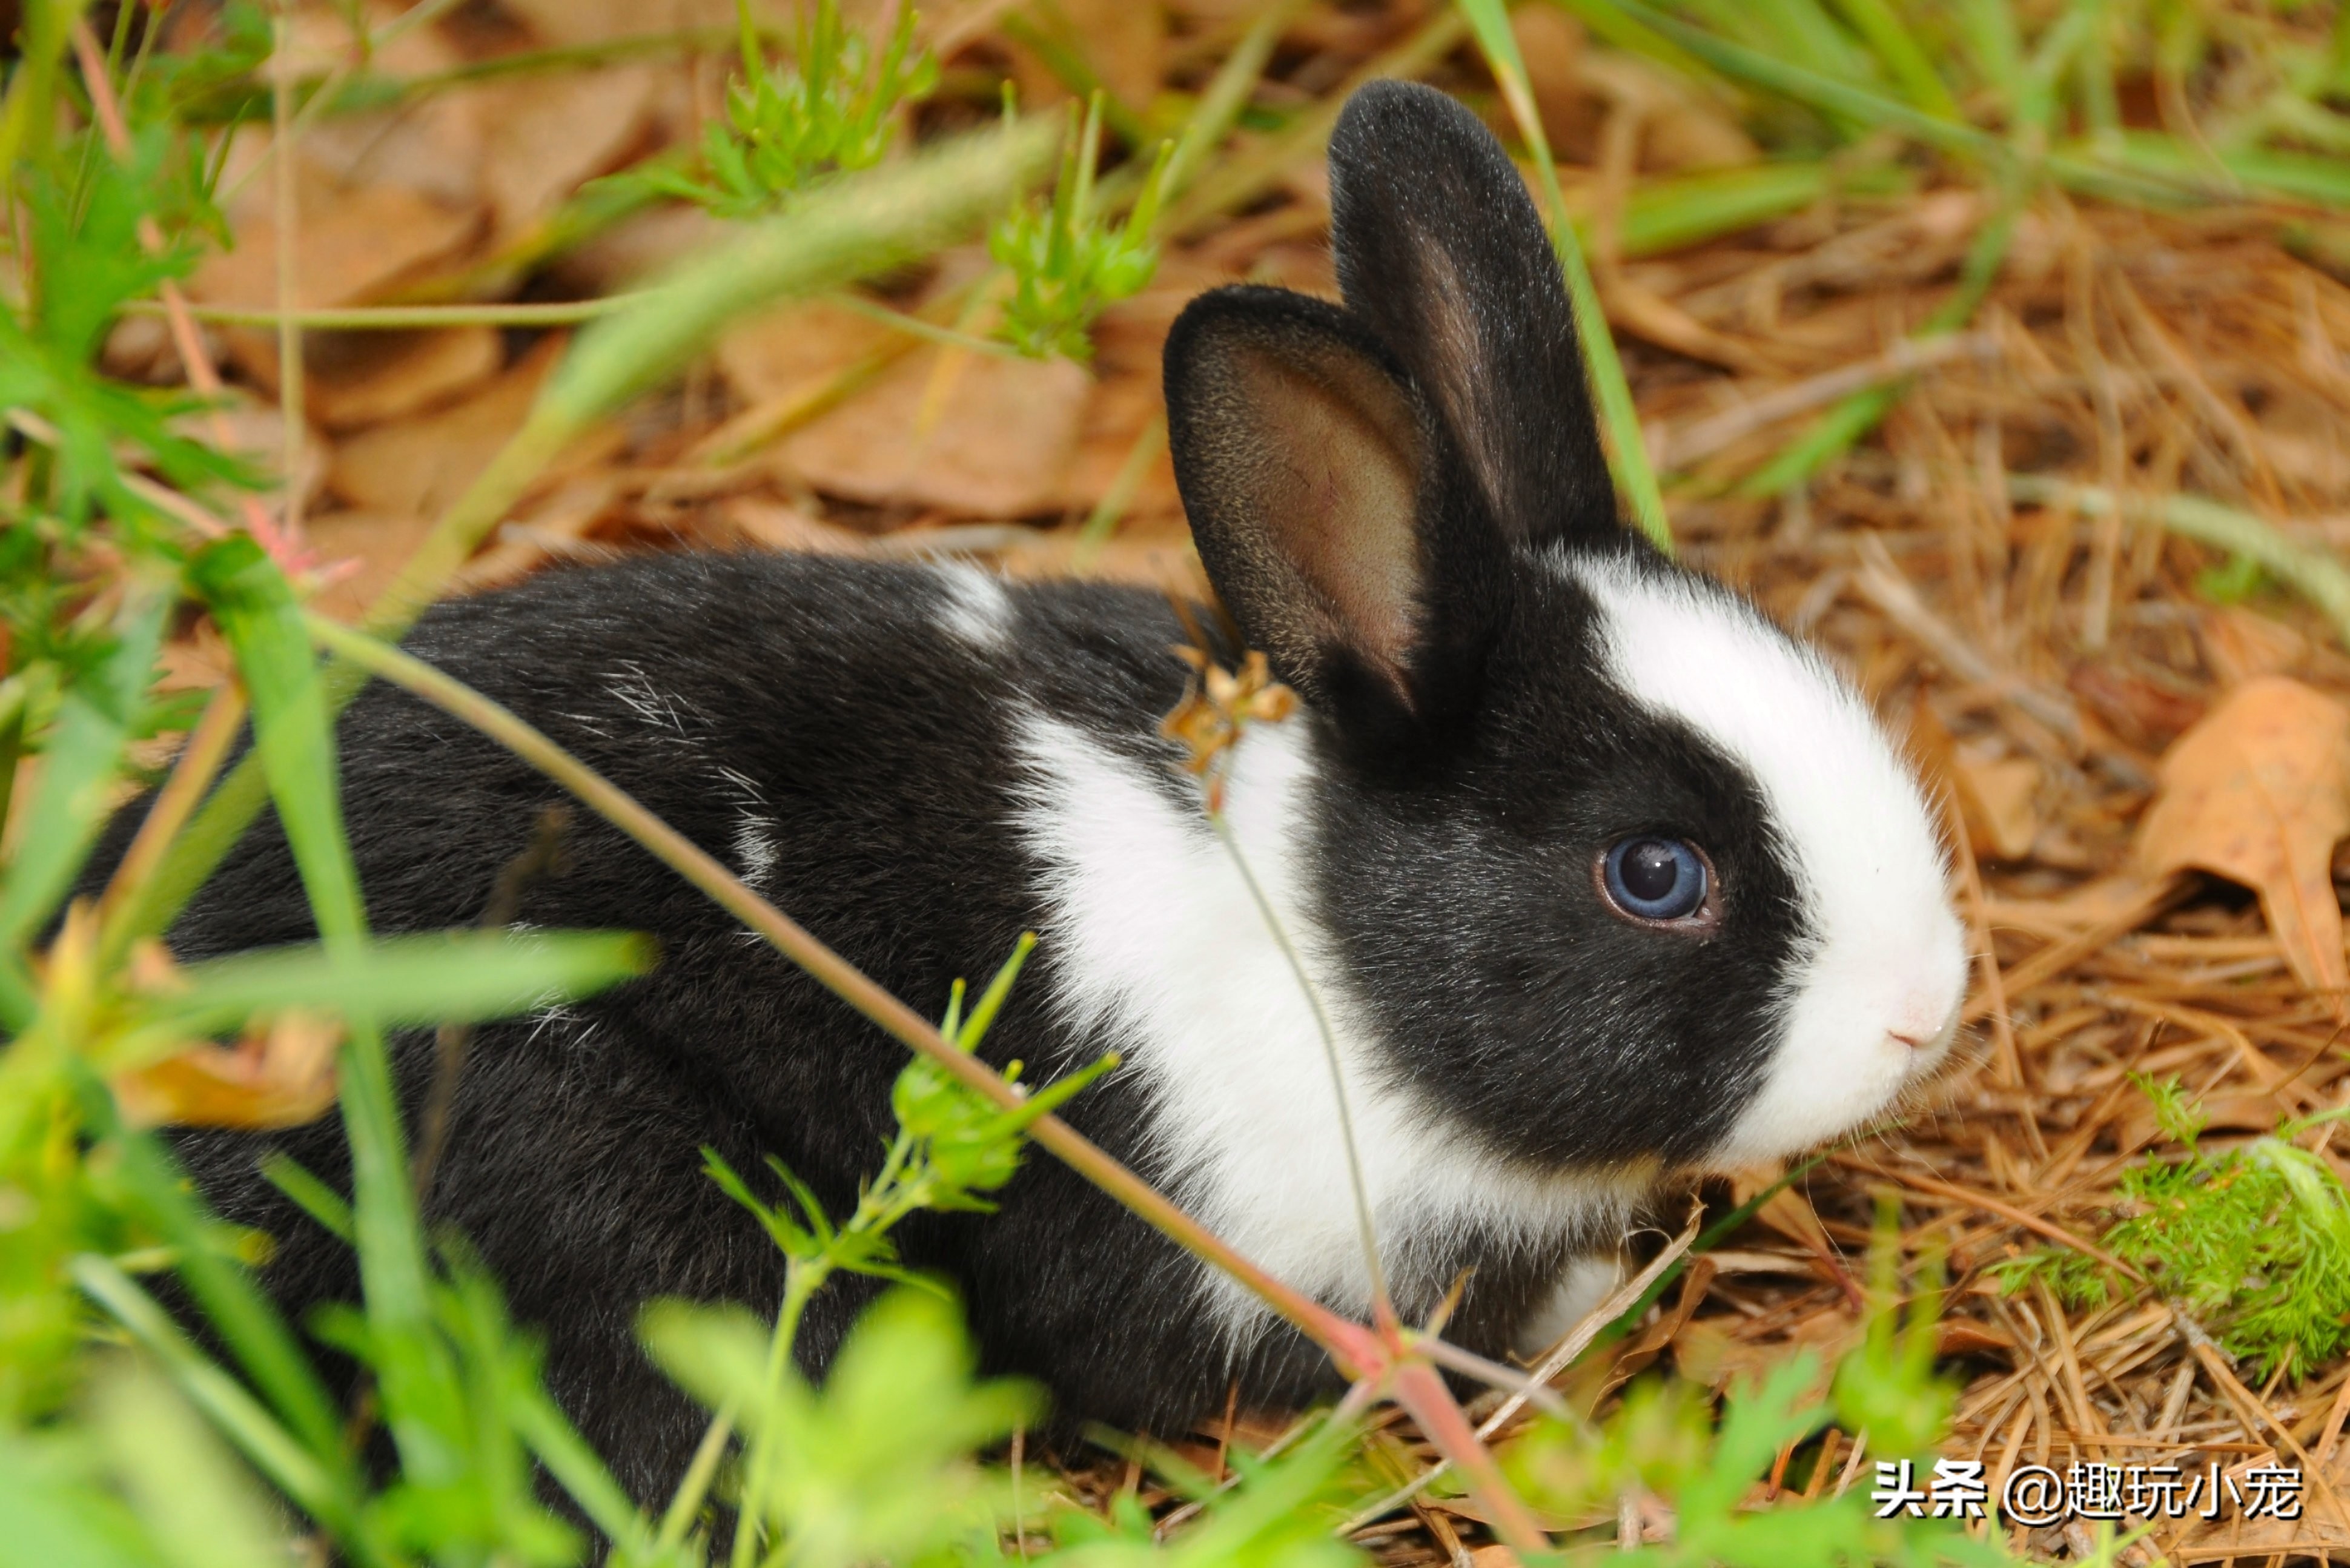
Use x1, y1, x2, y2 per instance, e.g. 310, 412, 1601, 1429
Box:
150, 555, 1385, 1498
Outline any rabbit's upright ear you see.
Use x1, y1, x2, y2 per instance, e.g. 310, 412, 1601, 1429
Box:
1162, 286, 1449, 721
1328, 81, 1618, 551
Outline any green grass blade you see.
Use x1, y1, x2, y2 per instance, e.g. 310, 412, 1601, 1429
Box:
187, 537, 440, 1409
2109, 129, 2350, 208
2007, 477, 2350, 649
110, 930, 655, 1068
1606, 0, 2010, 162
1159, 0, 1308, 204
91, 1358, 297, 1568
1956, 0, 2025, 118
1824, 0, 1961, 118
1458, 0, 1672, 549
0, 583, 168, 955
1609, 160, 1841, 257
98, 1107, 351, 1463
1738, 182, 2022, 494
70, 1255, 372, 1558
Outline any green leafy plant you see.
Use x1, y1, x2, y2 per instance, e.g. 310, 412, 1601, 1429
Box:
1505, 1211, 2001, 1565
1998, 1074, 2350, 1380
641, 0, 939, 219
988, 94, 1171, 361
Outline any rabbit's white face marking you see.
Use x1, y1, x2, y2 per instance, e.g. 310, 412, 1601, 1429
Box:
1012, 710, 1641, 1349
1559, 552, 1967, 1165
931, 561, 1015, 650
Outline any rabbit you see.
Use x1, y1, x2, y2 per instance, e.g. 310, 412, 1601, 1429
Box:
114, 79, 1968, 1509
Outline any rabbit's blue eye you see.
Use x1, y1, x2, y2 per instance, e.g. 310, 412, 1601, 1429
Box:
1601, 837, 1709, 924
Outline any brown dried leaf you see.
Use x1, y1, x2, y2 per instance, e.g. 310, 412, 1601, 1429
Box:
301, 511, 439, 623
328, 338, 564, 518
1952, 748, 2041, 862
190, 158, 478, 311
477, 66, 660, 245
293, 13, 483, 210
2136, 675, 2350, 1016
715, 299, 895, 406
113, 1011, 342, 1131
497, 0, 737, 47
776, 347, 1093, 518
306, 326, 502, 431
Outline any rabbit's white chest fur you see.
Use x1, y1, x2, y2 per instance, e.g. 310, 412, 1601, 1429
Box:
1013, 712, 1644, 1353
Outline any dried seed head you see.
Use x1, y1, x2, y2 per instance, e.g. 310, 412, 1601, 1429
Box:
1160, 648, 1297, 812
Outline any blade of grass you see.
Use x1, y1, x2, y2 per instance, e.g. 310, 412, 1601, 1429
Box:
2007, 477, 2350, 649
84, 1079, 352, 1467
190, 537, 442, 1447
1609, 0, 2008, 160
1460, 0, 1672, 550
122, 296, 649, 330
999, 10, 1154, 150
1159, 0, 1310, 205
1607, 159, 1845, 258
1163, 7, 1467, 234
1825, 0, 1961, 119
1541, 0, 1722, 89
127, 116, 1058, 950
0, 582, 169, 971
70, 1255, 377, 1560
107, 930, 655, 1069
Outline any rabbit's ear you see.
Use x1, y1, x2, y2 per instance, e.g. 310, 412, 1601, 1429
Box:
1164, 285, 1474, 721
1328, 80, 1618, 551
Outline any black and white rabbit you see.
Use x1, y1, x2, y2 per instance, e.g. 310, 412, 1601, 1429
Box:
123, 81, 1967, 1505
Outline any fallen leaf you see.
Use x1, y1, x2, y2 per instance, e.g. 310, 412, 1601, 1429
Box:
293, 12, 483, 210
2136, 675, 2350, 1017
113, 1010, 342, 1131
775, 345, 1094, 518
1056, 367, 1178, 515
189, 156, 480, 313
2067, 661, 2206, 752
717, 497, 872, 555
1675, 1306, 1859, 1403
1953, 747, 2041, 862
329, 338, 566, 518
451, 476, 626, 593
498, 0, 736, 47
715, 299, 896, 406
477, 65, 660, 245
301, 511, 439, 622
305, 326, 502, 431
1008, 0, 1165, 120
